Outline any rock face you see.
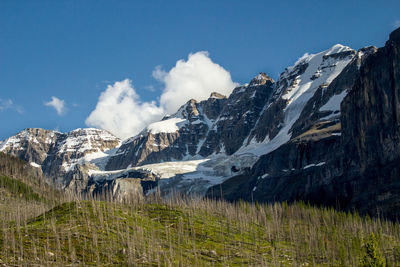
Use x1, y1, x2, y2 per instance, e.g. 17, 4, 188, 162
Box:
339, 27, 400, 217
208, 73, 275, 155
85, 169, 158, 202
341, 29, 400, 172
207, 27, 400, 219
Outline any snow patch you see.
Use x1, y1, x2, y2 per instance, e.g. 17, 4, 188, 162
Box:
261, 173, 269, 179
319, 90, 348, 112
303, 162, 326, 169
90, 159, 208, 179
147, 118, 187, 134
30, 162, 41, 168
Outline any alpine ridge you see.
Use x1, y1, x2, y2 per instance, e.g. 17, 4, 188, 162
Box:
2, 27, 400, 218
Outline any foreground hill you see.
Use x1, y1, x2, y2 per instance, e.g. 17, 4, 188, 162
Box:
1, 197, 399, 266
0, 155, 398, 266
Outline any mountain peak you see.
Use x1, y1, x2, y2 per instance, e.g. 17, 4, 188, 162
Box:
324, 44, 353, 56
249, 73, 274, 86
209, 92, 227, 99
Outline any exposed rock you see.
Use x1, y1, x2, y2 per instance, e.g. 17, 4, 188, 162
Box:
210, 74, 275, 155
85, 169, 158, 202
339, 27, 400, 217
342, 28, 400, 172
249, 72, 274, 86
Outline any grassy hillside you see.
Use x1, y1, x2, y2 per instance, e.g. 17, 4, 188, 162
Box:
0, 153, 399, 266
1, 196, 400, 266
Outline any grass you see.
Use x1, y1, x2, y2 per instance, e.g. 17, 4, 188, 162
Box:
293, 121, 341, 141
1, 196, 400, 266
0, 153, 399, 266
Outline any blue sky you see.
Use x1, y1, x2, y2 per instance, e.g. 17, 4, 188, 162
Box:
1, 0, 400, 140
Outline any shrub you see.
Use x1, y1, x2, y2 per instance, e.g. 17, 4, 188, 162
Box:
360, 233, 386, 267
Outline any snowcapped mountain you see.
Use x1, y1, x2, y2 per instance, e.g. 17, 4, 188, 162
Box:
208, 28, 400, 219
0, 128, 120, 189
2, 27, 400, 218
0, 43, 365, 196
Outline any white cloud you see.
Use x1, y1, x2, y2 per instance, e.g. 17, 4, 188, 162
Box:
394, 20, 400, 29
85, 79, 164, 139
145, 85, 156, 92
0, 99, 13, 111
86, 51, 237, 139
45, 96, 66, 116
152, 65, 167, 82
155, 51, 238, 114
0, 98, 23, 114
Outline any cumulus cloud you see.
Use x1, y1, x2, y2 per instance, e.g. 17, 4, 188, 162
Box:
0, 98, 23, 114
86, 51, 237, 139
45, 96, 66, 116
155, 51, 238, 114
85, 79, 164, 139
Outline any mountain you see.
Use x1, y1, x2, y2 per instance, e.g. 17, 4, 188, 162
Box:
0, 42, 358, 197
0, 128, 121, 192
1, 28, 399, 217
96, 44, 358, 196
208, 28, 400, 218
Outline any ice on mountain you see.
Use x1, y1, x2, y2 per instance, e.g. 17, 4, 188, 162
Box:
320, 90, 348, 112
235, 44, 354, 164
146, 117, 188, 134
303, 162, 326, 169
